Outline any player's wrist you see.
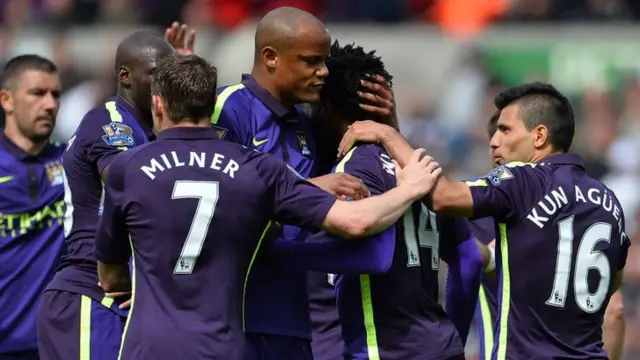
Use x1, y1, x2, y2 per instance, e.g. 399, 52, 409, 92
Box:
378, 124, 396, 145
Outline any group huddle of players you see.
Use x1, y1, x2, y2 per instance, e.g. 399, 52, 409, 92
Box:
18, 6, 628, 360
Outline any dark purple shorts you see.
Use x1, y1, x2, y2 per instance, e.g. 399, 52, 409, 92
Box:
245, 333, 313, 360
37, 290, 126, 360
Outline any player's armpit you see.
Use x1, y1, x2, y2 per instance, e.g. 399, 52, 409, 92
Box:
612, 270, 624, 292
427, 177, 474, 218
602, 289, 625, 360
97, 261, 131, 294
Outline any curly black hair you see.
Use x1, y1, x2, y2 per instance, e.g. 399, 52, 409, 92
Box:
321, 41, 393, 124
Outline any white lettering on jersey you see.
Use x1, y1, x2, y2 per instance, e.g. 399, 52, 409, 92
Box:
380, 153, 395, 176
141, 151, 239, 180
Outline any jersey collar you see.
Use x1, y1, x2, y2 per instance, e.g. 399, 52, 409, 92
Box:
241, 74, 298, 121
0, 131, 56, 162
157, 126, 220, 140
115, 95, 156, 141
539, 153, 584, 168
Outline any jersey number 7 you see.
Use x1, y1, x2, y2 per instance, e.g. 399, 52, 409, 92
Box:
546, 215, 612, 313
172, 180, 220, 275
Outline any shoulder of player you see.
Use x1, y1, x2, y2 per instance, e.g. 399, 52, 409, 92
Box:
72, 103, 123, 142
338, 143, 390, 171
215, 84, 253, 113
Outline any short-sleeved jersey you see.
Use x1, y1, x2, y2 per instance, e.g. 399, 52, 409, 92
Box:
334, 144, 468, 360
466, 153, 630, 360
93, 127, 337, 360
212, 74, 318, 338
0, 134, 66, 354
469, 216, 498, 360
46, 97, 154, 302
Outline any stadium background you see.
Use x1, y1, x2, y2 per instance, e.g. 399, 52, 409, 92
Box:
3, 0, 640, 359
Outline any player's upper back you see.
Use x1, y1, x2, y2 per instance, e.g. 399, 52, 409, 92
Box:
61, 97, 154, 262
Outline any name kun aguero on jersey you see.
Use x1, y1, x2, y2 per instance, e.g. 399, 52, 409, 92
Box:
140, 150, 240, 180
526, 184, 625, 235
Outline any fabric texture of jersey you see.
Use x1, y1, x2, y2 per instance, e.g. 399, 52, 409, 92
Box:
467, 153, 630, 360
212, 74, 318, 341
46, 96, 154, 303
93, 126, 336, 360
0, 134, 66, 355
333, 143, 467, 360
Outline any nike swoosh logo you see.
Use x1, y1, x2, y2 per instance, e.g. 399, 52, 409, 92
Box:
252, 137, 269, 146
0, 176, 14, 184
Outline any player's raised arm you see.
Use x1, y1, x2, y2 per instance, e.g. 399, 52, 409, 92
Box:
261, 148, 441, 239
94, 154, 133, 294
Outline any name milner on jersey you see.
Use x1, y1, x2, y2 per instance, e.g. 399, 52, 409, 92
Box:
527, 185, 624, 233
140, 151, 239, 180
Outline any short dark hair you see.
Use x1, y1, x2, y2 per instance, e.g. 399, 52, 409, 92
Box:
494, 82, 574, 152
488, 111, 499, 138
151, 54, 217, 122
321, 41, 392, 124
2, 54, 58, 89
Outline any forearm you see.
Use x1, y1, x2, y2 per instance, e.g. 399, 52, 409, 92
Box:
379, 127, 416, 167
602, 290, 625, 360
444, 238, 484, 345
97, 262, 131, 293
271, 227, 395, 274
322, 186, 414, 239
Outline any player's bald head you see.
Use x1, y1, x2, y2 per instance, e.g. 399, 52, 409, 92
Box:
115, 31, 174, 72
254, 7, 326, 53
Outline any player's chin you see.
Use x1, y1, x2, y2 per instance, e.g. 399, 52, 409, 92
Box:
299, 88, 322, 103
33, 123, 55, 138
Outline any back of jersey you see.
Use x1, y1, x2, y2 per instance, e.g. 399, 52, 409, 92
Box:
480, 155, 629, 360
97, 127, 337, 360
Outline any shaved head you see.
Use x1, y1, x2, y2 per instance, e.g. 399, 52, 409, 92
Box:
255, 7, 326, 53
115, 31, 174, 72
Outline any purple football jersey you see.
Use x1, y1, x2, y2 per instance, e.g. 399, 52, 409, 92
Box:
334, 144, 467, 360
466, 154, 630, 360
93, 127, 337, 360
46, 97, 154, 302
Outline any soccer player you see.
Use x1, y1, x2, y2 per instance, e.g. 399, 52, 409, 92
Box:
338, 82, 630, 359
37, 27, 195, 360
296, 41, 486, 359
211, 7, 371, 359
0, 55, 65, 360
93, 53, 443, 360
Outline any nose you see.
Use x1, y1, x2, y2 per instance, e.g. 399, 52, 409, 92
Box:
316, 63, 329, 79
44, 92, 59, 111
489, 132, 500, 150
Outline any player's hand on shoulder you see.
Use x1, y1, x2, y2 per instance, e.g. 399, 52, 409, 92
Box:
394, 149, 442, 200
309, 173, 370, 200
338, 120, 394, 157
358, 75, 398, 129
164, 21, 196, 55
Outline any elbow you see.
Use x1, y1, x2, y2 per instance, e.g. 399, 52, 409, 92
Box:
98, 274, 118, 293
370, 255, 393, 274
605, 292, 625, 323
340, 215, 373, 239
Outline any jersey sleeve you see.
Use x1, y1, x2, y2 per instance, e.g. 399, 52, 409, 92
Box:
94, 152, 132, 264
254, 152, 337, 230
210, 88, 251, 145
438, 216, 472, 264
465, 163, 544, 223
78, 106, 139, 176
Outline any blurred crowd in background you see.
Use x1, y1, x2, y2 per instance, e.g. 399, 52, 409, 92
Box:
3, 1, 640, 359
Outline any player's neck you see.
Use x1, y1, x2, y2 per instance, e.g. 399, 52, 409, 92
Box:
531, 147, 562, 163
250, 69, 295, 110
3, 122, 48, 155
117, 89, 153, 126
159, 119, 210, 132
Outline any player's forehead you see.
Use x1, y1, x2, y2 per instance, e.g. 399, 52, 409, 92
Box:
289, 27, 330, 56
14, 69, 60, 91
497, 103, 525, 127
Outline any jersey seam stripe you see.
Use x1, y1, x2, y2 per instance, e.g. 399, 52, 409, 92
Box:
79, 295, 92, 360
117, 235, 136, 360
211, 84, 245, 125
495, 223, 511, 360
359, 274, 381, 360
241, 221, 273, 331
335, 146, 358, 173
478, 286, 494, 360
105, 101, 123, 123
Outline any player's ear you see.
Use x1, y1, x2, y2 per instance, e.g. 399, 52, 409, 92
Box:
0, 89, 14, 113
262, 46, 278, 71
119, 66, 131, 87
532, 124, 548, 149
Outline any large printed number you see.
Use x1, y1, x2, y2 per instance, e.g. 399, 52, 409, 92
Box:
172, 180, 220, 275
403, 204, 439, 270
546, 216, 612, 313
62, 170, 74, 237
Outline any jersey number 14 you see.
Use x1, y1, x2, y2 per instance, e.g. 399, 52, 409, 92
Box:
546, 215, 612, 313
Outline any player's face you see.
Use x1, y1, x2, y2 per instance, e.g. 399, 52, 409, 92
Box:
275, 26, 330, 104
2, 69, 61, 142
130, 49, 173, 113
490, 104, 535, 165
